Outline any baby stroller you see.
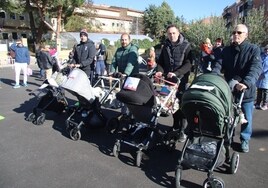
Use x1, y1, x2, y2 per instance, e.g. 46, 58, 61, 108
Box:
112, 73, 180, 167
63, 68, 121, 141
175, 73, 244, 188
25, 70, 69, 125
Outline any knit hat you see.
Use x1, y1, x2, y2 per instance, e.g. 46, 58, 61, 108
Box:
80, 29, 88, 37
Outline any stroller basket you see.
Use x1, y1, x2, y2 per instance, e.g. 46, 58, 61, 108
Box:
183, 136, 225, 170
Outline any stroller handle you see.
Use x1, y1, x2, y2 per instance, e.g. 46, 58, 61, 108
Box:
237, 90, 245, 108
154, 75, 180, 86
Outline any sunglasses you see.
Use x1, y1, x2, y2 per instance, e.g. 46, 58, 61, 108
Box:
232, 31, 245, 35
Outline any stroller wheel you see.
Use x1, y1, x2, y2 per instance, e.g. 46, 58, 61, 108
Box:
106, 117, 120, 134
229, 152, 239, 174
203, 176, 225, 188
113, 142, 120, 157
136, 150, 143, 167
33, 113, 46, 125
25, 113, 35, 122
69, 129, 81, 141
175, 166, 182, 188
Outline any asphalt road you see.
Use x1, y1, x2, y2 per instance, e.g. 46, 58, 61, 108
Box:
0, 64, 267, 188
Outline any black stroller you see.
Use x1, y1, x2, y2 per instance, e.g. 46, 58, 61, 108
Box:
112, 73, 180, 167
25, 71, 69, 125
62, 68, 121, 141
175, 73, 244, 188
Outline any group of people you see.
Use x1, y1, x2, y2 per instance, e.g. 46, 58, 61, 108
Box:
36, 44, 58, 80
66, 24, 265, 153
11, 23, 266, 154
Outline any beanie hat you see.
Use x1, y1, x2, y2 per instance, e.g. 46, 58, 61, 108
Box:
80, 29, 88, 37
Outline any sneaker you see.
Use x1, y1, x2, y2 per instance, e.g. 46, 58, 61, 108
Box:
255, 104, 261, 109
13, 84, 20, 89
22, 83, 28, 87
241, 140, 249, 153
260, 105, 268, 111
177, 132, 187, 143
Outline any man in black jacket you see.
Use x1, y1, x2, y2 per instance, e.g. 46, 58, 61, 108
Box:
70, 29, 96, 77
156, 24, 193, 142
213, 24, 262, 153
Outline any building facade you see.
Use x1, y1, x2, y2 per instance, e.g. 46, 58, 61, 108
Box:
222, 0, 268, 29
75, 4, 144, 34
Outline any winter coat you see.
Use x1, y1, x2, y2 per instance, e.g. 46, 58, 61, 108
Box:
111, 43, 139, 76
256, 53, 268, 89
105, 45, 116, 65
10, 43, 30, 64
213, 40, 262, 102
37, 50, 53, 70
157, 33, 193, 91
72, 39, 96, 76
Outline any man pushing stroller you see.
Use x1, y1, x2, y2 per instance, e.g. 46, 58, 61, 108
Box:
155, 24, 193, 142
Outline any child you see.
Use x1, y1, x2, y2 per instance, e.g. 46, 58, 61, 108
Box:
200, 38, 214, 73
147, 47, 156, 70
255, 45, 268, 110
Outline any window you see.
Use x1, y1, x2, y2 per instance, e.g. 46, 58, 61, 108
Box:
21, 33, 27, 38
0, 12, 5, 18
12, 32, 18, 40
10, 13, 16, 19
2, 33, 8, 39
112, 23, 115, 26
19, 15, 25, 20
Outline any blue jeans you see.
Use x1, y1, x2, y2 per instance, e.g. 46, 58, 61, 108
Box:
240, 101, 254, 141
95, 60, 106, 76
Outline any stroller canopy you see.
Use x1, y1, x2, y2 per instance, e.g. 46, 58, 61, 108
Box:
116, 73, 155, 106
181, 73, 233, 136
61, 68, 96, 103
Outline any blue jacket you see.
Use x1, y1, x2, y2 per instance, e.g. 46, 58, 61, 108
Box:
10, 43, 30, 64
256, 53, 268, 89
213, 41, 262, 102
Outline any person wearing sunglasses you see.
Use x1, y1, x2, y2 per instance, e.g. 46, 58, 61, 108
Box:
213, 24, 262, 153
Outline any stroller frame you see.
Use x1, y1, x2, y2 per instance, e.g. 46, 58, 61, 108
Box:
113, 74, 180, 167
175, 85, 245, 188
26, 79, 68, 125
65, 75, 121, 141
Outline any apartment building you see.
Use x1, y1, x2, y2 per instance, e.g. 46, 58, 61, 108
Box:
0, 10, 31, 41
76, 4, 144, 34
222, 0, 268, 28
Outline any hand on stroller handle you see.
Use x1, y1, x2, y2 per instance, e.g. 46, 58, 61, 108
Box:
154, 75, 180, 86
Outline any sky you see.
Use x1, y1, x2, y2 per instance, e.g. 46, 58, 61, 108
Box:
93, 0, 236, 22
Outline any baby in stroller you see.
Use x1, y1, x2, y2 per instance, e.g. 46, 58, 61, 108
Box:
175, 73, 245, 188
62, 68, 121, 141
25, 69, 69, 125
112, 73, 180, 167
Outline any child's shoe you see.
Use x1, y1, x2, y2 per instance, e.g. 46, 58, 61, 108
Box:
260, 104, 268, 111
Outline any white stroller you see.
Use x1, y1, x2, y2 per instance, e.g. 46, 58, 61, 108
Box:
62, 68, 121, 141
